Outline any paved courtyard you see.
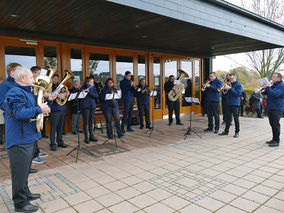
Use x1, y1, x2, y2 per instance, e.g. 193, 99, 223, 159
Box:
0, 114, 284, 213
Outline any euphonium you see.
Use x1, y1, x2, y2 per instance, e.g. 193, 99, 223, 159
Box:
33, 66, 55, 132
52, 70, 75, 106
168, 69, 189, 102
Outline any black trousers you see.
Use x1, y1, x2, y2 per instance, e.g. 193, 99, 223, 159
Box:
82, 108, 95, 138
0, 124, 3, 143
33, 140, 40, 158
225, 106, 240, 133
62, 110, 67, 134
222, 102, 227, 122
121, 101, 134, 129
138, 104, 151, 127
268, 109, 282, 143
41, 116, 48, 136
49, 111, 65, 145
8, 142, 35, 208
103, 107, 122, 138
240, 105, 244, 116
207, 101, 220, 131
168, 100, 181, 124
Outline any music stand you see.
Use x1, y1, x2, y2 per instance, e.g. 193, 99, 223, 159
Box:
184, 97, 202, 140
66, 90, 87, 163
145, 90, 164, 137
102, 92, 126, 148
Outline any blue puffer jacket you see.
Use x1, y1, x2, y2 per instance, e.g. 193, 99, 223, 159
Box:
49, 84, 67, 112
99, 86, 119, 111
0, 76, 15, 110
120, 78, 135, 102
205, 78, 222, 102
224, 81, 243, 106
264, 81, 284, 111
81, 83, 99, 110
4, 83, 42, 148
135, 85, 150, 105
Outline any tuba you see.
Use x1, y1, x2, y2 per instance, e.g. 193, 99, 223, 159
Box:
33, 66, 55, 132
52, 70, 74, 106
168, 69, 189, 102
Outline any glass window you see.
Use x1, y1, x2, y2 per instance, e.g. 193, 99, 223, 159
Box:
181, 60, 193, 106
44, 46, 57, 68
116, 55, 133, 90
153, 56, 161, 109
71, 48, 83, 83
5, 46, 36, 75
195, 60, 201, 104
138, 55, 146, 81
89, 53, 110, 89
164, 60, 177, 107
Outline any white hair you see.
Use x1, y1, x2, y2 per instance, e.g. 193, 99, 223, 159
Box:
14, 66, 31, 80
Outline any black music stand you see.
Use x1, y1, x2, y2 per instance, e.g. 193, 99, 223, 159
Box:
184, 97, 202, 140
66, 90, 87, 163
145, 89, 164, 137
102, 93, 126, 148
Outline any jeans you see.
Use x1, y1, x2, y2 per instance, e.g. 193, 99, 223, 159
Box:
49, 111, 65, 145
225, 106, 240, 133
207, 101, 220, 131
138, 104, 151, 127
121, 101, 134, 130
72, 113, 82, 133
168, 100, 181, 124
268, 109, 282, 142
104, 107, 122, 138
8, 142, 35, 208
82, 108, 95, 138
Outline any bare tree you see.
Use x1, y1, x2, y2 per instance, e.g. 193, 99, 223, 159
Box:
241, 0, 284, 79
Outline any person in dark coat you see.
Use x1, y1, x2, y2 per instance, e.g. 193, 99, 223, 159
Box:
70, 80, 83, 134
100, 78, 124, 139
249, 90, 263, 118
135, 78, 151, 129
219, 73, 242, 138
204, 72, 222, 134
120, 71, 136, 132
0, 77, 4, 145
263, 73, 284, 147
81, 76, 99, 143
164, 75, 183, 125
5, 66, 50, 212
221, 74, 230, 124
240, 90, 247, 116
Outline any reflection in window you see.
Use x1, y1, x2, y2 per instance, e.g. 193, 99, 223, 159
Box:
44, 46, 57, 68
116, 55, 133, 90
5, 46, 36, 75
181, 60, 193, 106
153, 56, 161, 109
71, 48, 83, 82
138, 55, 146, 81
195, 60, 201, 104
89, 53, 110, 94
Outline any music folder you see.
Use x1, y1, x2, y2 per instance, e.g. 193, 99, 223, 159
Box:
185, 97, 200, 104
149, 91, 157, 97
105, 93, 120, 100
68, 92, 87, 101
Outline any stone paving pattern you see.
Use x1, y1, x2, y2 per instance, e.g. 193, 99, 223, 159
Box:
0, 115, 284, 213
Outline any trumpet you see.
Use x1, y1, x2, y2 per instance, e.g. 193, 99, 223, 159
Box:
136, 86, 150, 95
201, 80, 210, 92
220, 81, 232, 94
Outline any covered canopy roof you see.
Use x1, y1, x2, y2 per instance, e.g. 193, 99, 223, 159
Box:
0, 0, 283, 57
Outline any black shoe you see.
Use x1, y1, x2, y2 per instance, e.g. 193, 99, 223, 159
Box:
72, 132, 77, 135
108, 136, 114, 139
58, 142, 68, 148
27, 193, 41, 201
234, 133, 239, 138
50, 144, 57, 151
146, 126, 151, 129
258, 116, 264, 119
221, 121, 226, 125
79, 130, 84, 133
85, 138, 90, 144
15, 204, 38, 212
29, 168, 38, 174
214, 130, 219, 134
140, 126, 144, 129
266, 139, 274, 144
121, 128, 125, 133
168, 122, 173, 126
127, 128, 134, 132
219, 131, 228, 136
204, 128, 213, 132
176, 123, 184, 125
269, 141, 279, 147
89, 136, 98, 142
118, 133, 124, 138
62, 132, 66, 135
42, 135, 49, 138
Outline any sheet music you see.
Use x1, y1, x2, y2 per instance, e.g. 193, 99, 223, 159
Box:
105, 93, 121, 100
185, 97, 200, 104
258, 77, 269, 86
149, 91, 157, 96
40, 69, 47, 75
174, 80, 180, 85
68, 91, 88, 101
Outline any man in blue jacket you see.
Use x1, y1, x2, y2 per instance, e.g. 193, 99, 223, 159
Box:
120, 71, 135, 132
0, 62, 21, 110
135, 78, 151, 129
219, 73, 242, 138
5, 66, 50, 212
263, 73, 284, 147
204, 72, 222, 134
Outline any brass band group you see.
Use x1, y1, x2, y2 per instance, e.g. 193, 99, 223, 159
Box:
0, 63, 283, 212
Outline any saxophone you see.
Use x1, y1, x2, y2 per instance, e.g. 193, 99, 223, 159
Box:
168, 69, 189, 102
